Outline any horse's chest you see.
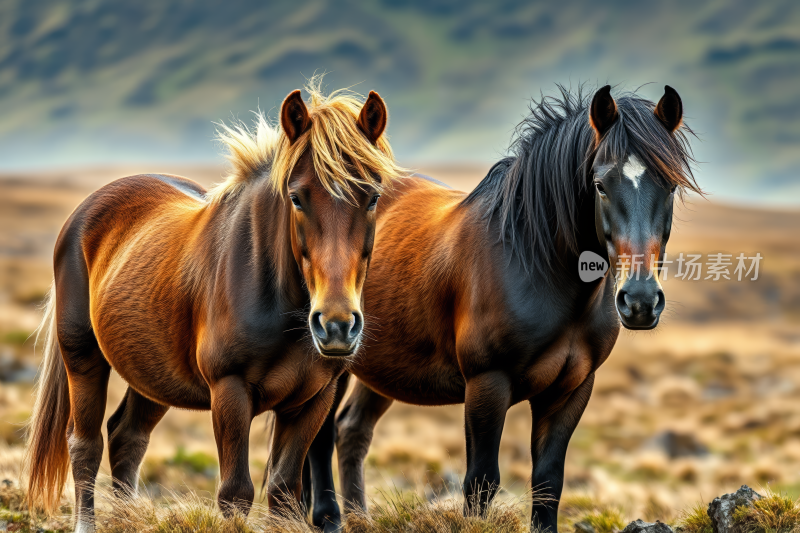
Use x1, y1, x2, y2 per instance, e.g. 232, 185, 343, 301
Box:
513, 320, 615, 402
199, 319, 344, 412
250, 353, 344, 414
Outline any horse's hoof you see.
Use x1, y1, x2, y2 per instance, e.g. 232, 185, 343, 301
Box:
319, 516, 342, 533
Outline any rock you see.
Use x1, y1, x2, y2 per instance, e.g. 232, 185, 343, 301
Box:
646, 430, 709, 459
424, 469, 461, 501
440, 469, 461, 495
574, 521, 596, 533
622, 519, 674, 533
0, 350, 38, 383
707, 485, 762, 533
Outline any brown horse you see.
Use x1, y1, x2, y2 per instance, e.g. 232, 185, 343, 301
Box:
24, 83, 405, 532
306, 85, 701, 532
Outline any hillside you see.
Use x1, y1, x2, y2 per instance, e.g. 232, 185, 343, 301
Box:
0, 1, 799, 203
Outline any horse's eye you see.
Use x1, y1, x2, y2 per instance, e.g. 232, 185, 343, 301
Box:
367, 194, 381, 211
290, 194, 302, 210
595, 183, 607, 197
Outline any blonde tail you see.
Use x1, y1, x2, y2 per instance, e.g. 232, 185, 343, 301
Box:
24, 282, 71, 513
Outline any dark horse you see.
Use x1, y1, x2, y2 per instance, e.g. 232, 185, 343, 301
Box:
24, 84, 405, 532
305, 85, 700, 532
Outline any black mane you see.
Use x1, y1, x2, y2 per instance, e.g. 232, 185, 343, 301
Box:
464, 85, 699, 277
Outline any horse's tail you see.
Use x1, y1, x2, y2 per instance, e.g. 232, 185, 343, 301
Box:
24, 282, 71, 513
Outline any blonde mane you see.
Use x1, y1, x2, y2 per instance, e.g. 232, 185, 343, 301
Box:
208, 80, 407, 203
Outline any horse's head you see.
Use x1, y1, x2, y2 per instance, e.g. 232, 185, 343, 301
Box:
279, 89, 396, 356
589, 85, 692, 330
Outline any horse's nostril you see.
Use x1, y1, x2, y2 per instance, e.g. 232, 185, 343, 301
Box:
654, 290, 666, 314
616, 290, 632, 317
623, 292, 640, 312
311, 312, 326, 340
349, 313, 363, 338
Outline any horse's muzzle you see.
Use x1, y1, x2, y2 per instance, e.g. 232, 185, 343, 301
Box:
310, 311, 363, 356
615, 281, 665, 330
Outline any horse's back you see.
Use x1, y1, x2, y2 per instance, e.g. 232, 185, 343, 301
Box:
379, 173, 465, 215
411, 173, 453, 190
143, 173, 207, 199
62, 173, 206, 259
68, 173, 205, 224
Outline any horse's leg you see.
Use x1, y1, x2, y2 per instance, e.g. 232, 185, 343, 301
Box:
307, 372, 349, 532
211, 376, 255, 517
267, 380, 339, 514
49, 229, 111, 532
62, 342, 111, 533
335, 380, 393, 514
107, 387, 169, 495
463, 371, 512, 517
529, 373, 595, 533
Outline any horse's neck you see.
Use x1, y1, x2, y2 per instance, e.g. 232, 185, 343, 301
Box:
520, 189, 606, 298
217, 183, 304, 305
565, 189, 613, 300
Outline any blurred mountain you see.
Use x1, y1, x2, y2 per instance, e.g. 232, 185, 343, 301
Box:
0, 0, 798, 203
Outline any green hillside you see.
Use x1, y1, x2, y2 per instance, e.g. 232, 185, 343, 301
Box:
0, 0, 798, 203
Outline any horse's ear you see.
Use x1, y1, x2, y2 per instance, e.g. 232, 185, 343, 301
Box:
357, 91, 388, 144
589, 85, 618, 140
655, 85, 683, 132
281, 90, 311, 145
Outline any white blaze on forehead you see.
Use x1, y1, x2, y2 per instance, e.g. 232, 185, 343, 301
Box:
622, 155, 646, 189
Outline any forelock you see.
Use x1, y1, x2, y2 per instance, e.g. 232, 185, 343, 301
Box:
270, 80, 408, 201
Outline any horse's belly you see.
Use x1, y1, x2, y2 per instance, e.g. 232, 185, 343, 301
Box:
120, 360, 210, 409
91, 292, 210, 409
99, 338, 210, 409
353, 349, 466, 406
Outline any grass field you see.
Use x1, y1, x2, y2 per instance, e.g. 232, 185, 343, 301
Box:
1, 164, 799, 531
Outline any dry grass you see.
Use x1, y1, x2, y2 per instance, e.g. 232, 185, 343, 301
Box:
677, 502, 714, 533
93, 488, 314, 533
559, 494, 626, 533
582, 509, 626, 533
345, 490, 531, 533
0, 478, 314, 532
0, 475, 70, 532
0, 479, 535, 533
732, 489, 800, 533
